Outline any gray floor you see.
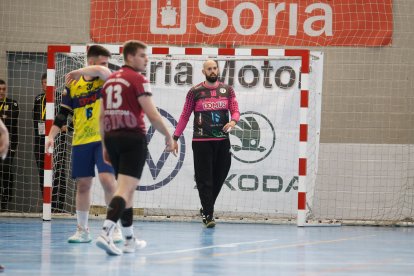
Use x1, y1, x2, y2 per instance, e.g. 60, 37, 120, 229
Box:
0, 217, 413, 275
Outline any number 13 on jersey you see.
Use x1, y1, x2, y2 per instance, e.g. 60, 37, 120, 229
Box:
106, 84, 123, 109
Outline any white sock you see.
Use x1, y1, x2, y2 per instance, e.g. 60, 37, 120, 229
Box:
122, 225, 134, 239
102, 219, 117, 237
76, 211, 89, 229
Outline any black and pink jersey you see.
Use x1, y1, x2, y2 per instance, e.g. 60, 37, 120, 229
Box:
101, 65, 151, 136
174, 81, 240, 141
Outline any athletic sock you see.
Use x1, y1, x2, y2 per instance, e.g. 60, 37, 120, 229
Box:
120, 207, 134, 239
76, 210, 89, 229
102, 219, 117, 237
123, 226, 134, 240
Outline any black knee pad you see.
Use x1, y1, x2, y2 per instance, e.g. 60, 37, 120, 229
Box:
107, 196, 126, 223
120, 207, 133, 227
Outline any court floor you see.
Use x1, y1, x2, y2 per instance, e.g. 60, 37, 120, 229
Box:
0, 217, 413, 275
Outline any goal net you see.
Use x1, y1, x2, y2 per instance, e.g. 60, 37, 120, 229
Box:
42, 45, 323, 225
2, 0, 413, 226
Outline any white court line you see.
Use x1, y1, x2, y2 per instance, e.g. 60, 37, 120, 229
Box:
152, 235, 377, 264
145, 238, 279, 256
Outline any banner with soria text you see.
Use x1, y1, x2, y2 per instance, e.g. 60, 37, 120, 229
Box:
90, 0, 392, 46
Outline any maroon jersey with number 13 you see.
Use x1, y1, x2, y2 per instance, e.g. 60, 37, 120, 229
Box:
101, 65, 152, 136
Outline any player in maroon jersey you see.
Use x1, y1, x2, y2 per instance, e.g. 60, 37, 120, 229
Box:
173, 59, 240, 228
90, 40, 175, 256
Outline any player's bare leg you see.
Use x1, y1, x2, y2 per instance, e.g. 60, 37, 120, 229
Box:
96, 174, 146, 256
98, 172, 123, 243
68, 177, 93, 243
98, 172, 116, 204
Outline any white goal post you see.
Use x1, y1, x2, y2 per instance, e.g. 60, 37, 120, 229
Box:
45, 45, 324, 226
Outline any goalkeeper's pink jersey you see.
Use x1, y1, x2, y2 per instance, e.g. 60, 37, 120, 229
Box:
174, 81, 240, 141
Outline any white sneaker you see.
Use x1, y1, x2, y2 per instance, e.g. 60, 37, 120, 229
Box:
96, 235, 123, 256
112, 225, 124, 244
123, 237, 147, 253
67, 226, 92, 243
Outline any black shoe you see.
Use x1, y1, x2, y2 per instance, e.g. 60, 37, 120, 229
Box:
202, 214, 216, 228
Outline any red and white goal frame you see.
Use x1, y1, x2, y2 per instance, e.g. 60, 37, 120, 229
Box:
44, 45, 311, 226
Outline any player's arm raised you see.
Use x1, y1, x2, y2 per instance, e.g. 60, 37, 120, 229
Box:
65, 65, 112, 85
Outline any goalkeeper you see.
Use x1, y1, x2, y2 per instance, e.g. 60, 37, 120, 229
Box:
172, 60, 240, 228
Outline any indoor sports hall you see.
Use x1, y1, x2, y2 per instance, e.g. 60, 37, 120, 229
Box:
0, 1, 413, 275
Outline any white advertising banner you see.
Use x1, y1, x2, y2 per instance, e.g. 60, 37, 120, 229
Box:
92, 51, 323, 217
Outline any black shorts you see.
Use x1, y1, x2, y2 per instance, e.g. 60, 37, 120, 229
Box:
104, 131, 147, 179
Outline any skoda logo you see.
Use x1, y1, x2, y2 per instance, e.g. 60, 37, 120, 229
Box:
230, 111, 275, 164
138, 108, 185, 191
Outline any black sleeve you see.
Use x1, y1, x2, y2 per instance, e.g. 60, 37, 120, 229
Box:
33, 97, 40, 133
53, 105, 73, 128
33, 97, 40, 121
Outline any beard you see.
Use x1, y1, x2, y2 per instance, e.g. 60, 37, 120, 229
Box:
205, 74, 218, 83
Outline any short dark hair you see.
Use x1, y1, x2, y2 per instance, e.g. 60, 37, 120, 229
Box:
122, 40, 147, 60
0, 79, 5, 85
87, 45, 111, 59
41, 73, 47, 81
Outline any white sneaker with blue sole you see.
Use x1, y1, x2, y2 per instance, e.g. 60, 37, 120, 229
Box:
96, 234, 123, 256
67, 226, 92, 243
112, 225, 124, 244
123, 237, 147, 253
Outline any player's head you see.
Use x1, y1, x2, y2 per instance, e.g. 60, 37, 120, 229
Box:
41, 73, 47, 93
87, 45, 111, 67
0, 79, 6, 100
122, 40, 148, 72
202, 60, 219, 83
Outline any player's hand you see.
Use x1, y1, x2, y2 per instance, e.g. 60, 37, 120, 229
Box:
45, 137, 54, 154
172, 140, 179, 156
65, 69, 82, 86
61, 125, 68, 133
223, 120, 236, 133
0, 133, 9, 160
102, 147, 112, 165
165, 136, 176, 157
